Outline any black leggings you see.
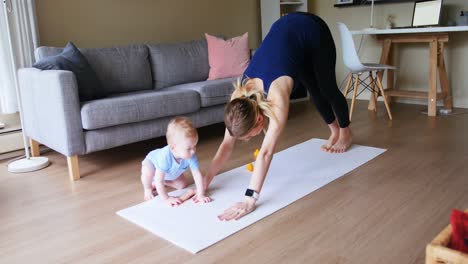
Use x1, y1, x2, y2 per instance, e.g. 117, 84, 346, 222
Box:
296, 14, 350, 128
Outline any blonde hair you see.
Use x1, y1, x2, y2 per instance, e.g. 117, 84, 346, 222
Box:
224, 78, 277, 138
166, 117, 198, 145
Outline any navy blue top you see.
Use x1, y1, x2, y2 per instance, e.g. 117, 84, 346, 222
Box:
244, 12, 323, 94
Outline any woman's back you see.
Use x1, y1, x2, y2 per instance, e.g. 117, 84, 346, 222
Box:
244, 12, 324, 93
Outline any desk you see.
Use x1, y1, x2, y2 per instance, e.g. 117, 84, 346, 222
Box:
351, 26, 468, 116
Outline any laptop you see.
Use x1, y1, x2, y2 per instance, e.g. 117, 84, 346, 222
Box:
393, 0, 443, 29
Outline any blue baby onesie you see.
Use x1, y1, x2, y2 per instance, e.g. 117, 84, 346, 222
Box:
145, 145, 199, 181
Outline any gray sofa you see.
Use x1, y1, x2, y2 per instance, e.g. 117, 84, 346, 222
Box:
18, 39, 237, 181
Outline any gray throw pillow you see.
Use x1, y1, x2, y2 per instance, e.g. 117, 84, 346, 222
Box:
33, 42, 105, 101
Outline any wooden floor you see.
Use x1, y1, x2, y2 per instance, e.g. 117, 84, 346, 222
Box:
1, 100, 468, 264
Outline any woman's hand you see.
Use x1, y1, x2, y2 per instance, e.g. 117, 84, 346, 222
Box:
218, 197, 256, 221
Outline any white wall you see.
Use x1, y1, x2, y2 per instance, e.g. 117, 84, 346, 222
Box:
310, 0, 468, 108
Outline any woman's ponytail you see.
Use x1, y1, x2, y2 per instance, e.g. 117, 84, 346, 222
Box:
224, 78, 277, 137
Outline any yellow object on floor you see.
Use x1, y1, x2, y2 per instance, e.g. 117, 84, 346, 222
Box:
246, 163, 254, 172
246, 149, 260, 172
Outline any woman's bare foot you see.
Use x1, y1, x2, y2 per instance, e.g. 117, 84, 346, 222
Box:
322, 133, 339, 152
321, 121, 340, 152
330, 127, 352, 153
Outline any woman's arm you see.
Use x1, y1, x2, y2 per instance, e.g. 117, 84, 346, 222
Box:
247, 117, 285, 194
204, 129, 236, 190
248, 76, 292, 192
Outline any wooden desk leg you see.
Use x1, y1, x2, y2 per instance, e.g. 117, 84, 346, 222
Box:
369, 39, 392, 111
428, 39, 438, 117
386, 45, 394, 105
438, 42, 452, 110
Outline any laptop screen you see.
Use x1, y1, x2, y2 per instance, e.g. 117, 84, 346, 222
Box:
412, 0, 442, 27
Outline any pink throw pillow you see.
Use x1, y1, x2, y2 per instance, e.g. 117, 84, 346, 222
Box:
205, 32, 250, 80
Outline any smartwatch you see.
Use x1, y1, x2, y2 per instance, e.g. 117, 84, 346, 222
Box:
245, 188, 260, 200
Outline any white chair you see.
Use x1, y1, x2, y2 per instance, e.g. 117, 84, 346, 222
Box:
336, 22, 395, 121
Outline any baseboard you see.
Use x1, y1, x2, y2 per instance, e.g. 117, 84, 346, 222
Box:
0, 112, 21, 135
0, 131, 24, 154
0, 145, 51, 162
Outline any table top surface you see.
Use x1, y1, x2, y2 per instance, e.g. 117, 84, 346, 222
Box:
351, 26, 468, 35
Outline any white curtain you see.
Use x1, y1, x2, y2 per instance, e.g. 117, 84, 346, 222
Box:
0, 0, 39, 114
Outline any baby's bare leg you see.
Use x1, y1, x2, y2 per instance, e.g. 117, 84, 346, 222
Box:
179, 188, 196, 202
165, 174, 189, 190
165, 174, 195, 202
141, 160, 156, 201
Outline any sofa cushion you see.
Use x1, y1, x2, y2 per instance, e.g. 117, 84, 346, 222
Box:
80, 89, 200, 130
148, 40, 209, 89
159, 77, 237, 107
83, 45, 152, 94
83, 104, 225, 154
35, 45, 153, 95
205, 33, 250, 80
33, 42, 105, 102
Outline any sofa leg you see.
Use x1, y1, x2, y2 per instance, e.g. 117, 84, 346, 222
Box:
29, 138, 40, 157
67, 155, 80, 181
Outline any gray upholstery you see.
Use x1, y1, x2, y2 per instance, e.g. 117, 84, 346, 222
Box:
18, 68, 86, 156
159, 77, 237, 107
82, 45, 152, 94
81, 89, 200, 130
35, 45, 153, 95
84, 104, 225, 153
148, 40, 209, 89
20, 41, 232, 159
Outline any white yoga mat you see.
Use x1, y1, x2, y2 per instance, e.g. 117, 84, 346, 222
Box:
117, 138, 386, 253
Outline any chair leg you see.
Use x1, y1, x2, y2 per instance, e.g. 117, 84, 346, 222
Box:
29, 138, 40, 157
67, 155, 80, 181
369, 72, 377, 113
349, 74, 360, 122
344, 73, 352, 97
376, 75, 393, 120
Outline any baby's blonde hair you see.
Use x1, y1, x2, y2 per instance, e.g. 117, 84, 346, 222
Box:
224, 78, 277, 138
166, 117, 198, 145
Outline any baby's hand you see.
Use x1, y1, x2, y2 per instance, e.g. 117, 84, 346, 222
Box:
164, 196, 183, 207
144, 188, 155, 201
193, 193, 212, 203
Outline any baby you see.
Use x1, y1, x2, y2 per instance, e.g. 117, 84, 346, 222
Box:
140, 116, 211, 206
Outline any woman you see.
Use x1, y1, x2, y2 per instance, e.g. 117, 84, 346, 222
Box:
205, 12, 352, 221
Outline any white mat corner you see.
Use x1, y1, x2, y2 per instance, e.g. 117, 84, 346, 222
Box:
117, 138, 386, 253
